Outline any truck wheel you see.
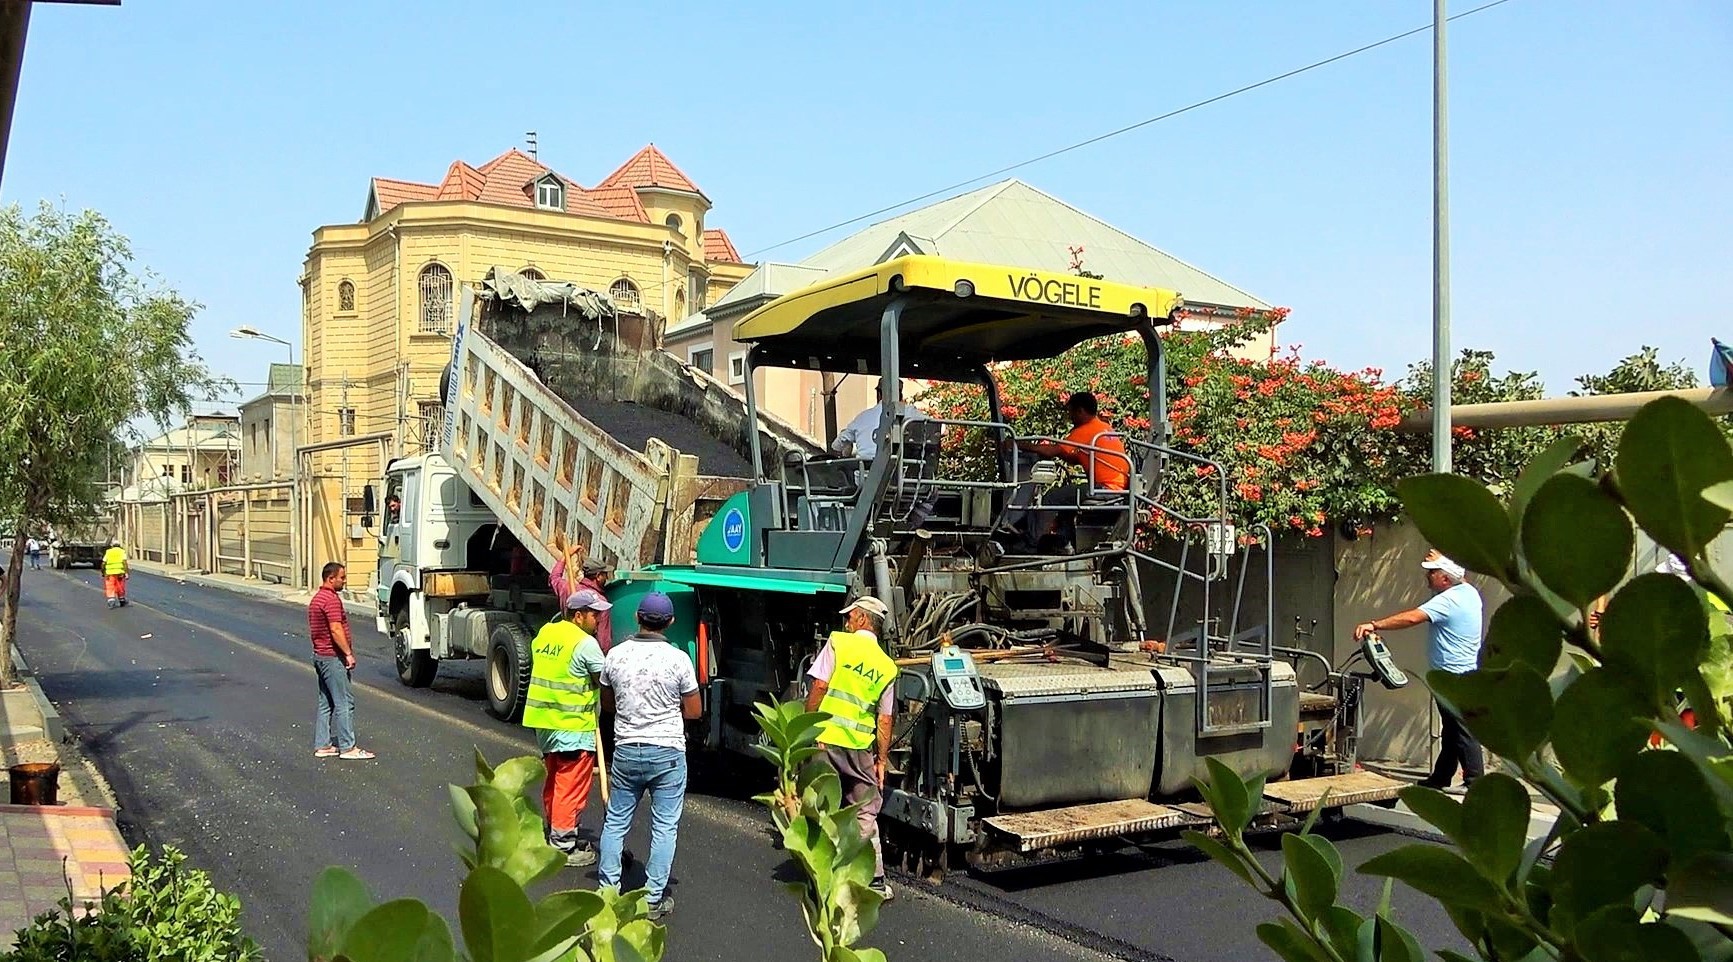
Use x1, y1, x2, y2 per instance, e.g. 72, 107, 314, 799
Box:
485, 622, 533, 721
393, 610, 438, 688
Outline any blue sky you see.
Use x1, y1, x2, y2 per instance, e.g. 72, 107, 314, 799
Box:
6, 1, 1729, 410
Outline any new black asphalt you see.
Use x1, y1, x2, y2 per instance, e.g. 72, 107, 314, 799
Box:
16, 569, 1463, 961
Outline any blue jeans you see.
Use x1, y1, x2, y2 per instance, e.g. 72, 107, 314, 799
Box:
313, 656, 355, 751
597, 744, 686, 903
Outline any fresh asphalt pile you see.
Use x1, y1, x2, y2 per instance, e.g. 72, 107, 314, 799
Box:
575, 399, 754, 477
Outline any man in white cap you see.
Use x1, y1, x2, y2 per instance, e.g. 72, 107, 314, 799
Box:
805, 595, 899, 901
1354, 549, 1484, 790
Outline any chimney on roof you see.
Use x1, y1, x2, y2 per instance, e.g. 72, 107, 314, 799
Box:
525, 131, 538, 161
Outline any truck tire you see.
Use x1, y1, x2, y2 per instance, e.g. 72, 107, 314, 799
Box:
393, 609, 438, 688
485, 621, 533, 721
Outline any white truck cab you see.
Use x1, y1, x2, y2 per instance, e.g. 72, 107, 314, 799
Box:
375, 452, 557, 717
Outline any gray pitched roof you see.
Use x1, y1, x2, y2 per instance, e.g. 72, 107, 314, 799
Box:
800, 180, 1267, 308
665, 178, 1268, 335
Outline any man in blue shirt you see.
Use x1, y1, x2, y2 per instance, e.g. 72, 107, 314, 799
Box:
1354, 550, 1485, 790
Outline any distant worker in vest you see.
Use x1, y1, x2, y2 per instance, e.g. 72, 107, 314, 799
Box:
597, 591, 700, 921
1005, 391, 1132, 552
1354, 550, 1483, 791
524, 589, 611, 867
804, 596, 899, 902
102, 540, 129, 608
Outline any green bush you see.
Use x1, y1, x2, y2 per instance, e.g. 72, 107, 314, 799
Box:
3, 844, 260, 962
1189, 396, 1733, 962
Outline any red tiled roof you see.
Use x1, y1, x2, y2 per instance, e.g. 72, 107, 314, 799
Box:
703, 228, 745, 264
594, 145, 703, 196
370, 177, 437, 213
435, 161, 485, 201
587, 185, 649, 222
365, 145, 718, 231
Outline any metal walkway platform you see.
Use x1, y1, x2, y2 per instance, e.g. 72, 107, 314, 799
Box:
980, 771, 1406, 853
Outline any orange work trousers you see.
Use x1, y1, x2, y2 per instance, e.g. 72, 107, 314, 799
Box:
542, 749, 597, 843
104, 574, 127, 601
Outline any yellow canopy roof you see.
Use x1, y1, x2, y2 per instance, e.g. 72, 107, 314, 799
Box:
730, 256, 1184, 371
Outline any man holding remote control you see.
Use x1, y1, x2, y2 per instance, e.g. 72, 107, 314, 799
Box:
1354, 550, 1484, 791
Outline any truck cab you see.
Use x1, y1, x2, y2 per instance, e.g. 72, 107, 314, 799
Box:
376, 452, 559, 716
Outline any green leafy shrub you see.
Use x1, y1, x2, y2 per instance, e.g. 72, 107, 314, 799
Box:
753, 701, 888, 962
3, 844, 260, 962
308, 750, 664, 962
1190, 396, 1733, 961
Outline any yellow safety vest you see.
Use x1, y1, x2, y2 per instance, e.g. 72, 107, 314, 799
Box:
816, 630, 898, 751
102, 547, 127, 576
521, 619, 599, 733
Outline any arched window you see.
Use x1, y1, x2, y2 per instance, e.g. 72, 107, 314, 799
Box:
608, 278, 640, 313
664, 213, 684, 234
418, 263, 453, 334
674, 289, 687, 318
337, 279, 356, 313
519, 267, 546, 282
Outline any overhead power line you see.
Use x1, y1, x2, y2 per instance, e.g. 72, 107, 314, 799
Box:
745, 0, 1515, 259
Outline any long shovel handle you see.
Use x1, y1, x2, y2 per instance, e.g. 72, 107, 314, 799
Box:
594, 710, 610, 805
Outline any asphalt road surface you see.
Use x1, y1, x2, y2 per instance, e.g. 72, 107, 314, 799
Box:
18, 568, 1464, 961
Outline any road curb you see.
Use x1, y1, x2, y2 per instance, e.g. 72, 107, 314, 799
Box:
8, 648, 62, 744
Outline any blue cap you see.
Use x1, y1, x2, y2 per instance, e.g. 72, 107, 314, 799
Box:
637, 591, 675, 623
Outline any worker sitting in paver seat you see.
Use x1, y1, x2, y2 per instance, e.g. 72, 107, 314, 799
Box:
833, 386, 936, 528
1001, 392, 1132, 553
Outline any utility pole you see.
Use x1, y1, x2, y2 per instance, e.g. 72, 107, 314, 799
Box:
1431, 0, 1453, 473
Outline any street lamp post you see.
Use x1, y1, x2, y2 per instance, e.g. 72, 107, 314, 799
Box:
1431, 0, 1453, 473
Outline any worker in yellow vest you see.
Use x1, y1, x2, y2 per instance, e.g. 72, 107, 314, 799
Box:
102, 540, 129, 609
523, 589, 611, 867
804, 595, 899, 901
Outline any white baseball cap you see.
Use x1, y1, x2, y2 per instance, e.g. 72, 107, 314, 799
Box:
1421, 553, 1465, 580
840, 596, 891, 620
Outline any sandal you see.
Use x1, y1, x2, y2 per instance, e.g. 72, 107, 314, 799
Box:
314, 747, 339, 758
339, 748, 376, 760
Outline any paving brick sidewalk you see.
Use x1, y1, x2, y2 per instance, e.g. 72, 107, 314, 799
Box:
0, 804, 130, 933
0, 649, 131, 945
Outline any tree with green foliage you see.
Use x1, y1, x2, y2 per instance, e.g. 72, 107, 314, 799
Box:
0, 203, 225, 685
1190, 396, 1733, 962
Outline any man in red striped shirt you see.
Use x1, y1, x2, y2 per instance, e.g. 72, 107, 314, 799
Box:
309, 562, 374, 760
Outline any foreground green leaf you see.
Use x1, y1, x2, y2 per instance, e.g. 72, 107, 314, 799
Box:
1396, 474, 1515, 580
1479, 595, 1565, 674
1430, 667, 1553, 761
1359, 846, 1504, 913
1521, 473, 1633, 608
1615, 395, 1733, 560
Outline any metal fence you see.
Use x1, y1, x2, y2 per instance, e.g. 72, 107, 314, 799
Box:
118, 481, 298, 585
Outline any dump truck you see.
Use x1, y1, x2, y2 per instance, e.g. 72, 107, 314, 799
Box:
373, 269, 816, 717
49, 518, 114, 569
379, 261, 1403, 875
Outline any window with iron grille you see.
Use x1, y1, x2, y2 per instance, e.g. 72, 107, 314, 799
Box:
337, 279, 356, 313
520, 267, 546, 282
419, 401, 444, 452
609, 278, 640, 313
418, 264, 453, 334
339, 407, 356, 436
